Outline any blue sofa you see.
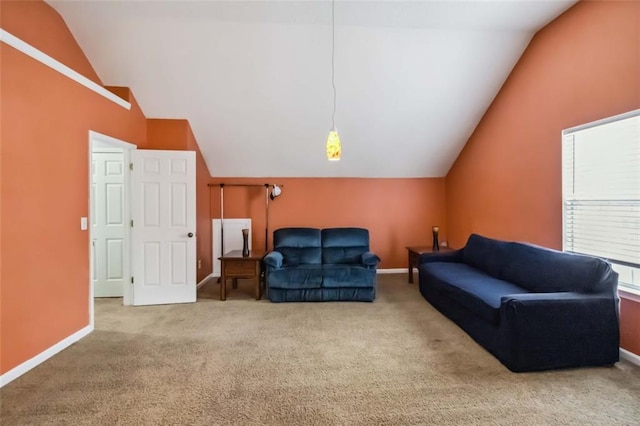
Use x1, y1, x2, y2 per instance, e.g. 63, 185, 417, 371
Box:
418, 234, 620, 372
264, 227, 380, 302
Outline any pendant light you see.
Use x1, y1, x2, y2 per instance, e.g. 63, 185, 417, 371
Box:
326, 0, 341, 161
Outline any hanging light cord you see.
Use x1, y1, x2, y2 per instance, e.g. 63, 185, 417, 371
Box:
331, 0, 336, 130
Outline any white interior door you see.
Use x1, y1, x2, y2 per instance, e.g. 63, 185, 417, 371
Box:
131, 150, 196, 306
92, 150, 126, 297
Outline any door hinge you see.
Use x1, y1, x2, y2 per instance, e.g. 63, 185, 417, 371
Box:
131, 277, 134, 284
129, 162, 133, 171
130, 220, 134, 227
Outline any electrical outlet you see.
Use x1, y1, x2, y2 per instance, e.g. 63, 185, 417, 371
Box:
80, 217, 88, 230
441, 241, 448, 248
198, 259, 202, 269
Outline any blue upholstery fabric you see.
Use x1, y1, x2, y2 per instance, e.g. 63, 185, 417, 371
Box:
263, 251, 283, 269
501, 242, 617, 294
419, 276, 500, 358
418, 233, 619, 372
421, 262, 527, 325
500, 293, 619, 371
269, 287, 376, 303
266, 227, 378, 302
322, 265, 377, 288
321, 228, 370, 264
273, 228, 321, 266
267, 266, 323, 289
462, 234, 512, 279
419, 249, 463, 264
361, 252, 381, 268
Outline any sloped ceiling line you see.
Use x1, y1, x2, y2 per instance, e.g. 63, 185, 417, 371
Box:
48, 0, 576, 178
0, 28, 131, 109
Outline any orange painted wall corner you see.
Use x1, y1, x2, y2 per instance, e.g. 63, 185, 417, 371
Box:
444, 0, 640, 355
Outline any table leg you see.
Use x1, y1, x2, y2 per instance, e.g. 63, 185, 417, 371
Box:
220, 265, 227, 301
255, 263, 261, 300
408, 252, 414, 284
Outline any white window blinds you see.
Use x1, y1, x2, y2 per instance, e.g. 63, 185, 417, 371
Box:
562, 110, 640, 293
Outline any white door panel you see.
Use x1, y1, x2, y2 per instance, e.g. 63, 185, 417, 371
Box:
131, 150, 196, 306
92, 151, 126, 297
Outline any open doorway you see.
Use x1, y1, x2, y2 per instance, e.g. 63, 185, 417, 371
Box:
88, 132, 198, 314
89, 131, 136, 315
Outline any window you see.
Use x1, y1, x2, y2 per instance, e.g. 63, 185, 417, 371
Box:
562, 110, 640, 294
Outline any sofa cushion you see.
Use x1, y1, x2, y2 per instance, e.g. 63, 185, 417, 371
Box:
267, 266, 323, 289
462, 234, 512, 279
421, 262, 528, 325
501, 242, 615, 293
322, 265, 376, 288
322, 228, 370, 264
274, 228, 322, 266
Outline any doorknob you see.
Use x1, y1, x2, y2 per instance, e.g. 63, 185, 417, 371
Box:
188, 232, 194, 238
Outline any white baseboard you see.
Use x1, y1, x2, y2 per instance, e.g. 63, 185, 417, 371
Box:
620, 348, 640, 367
0, 324, 93, 388
377, 268, 406, 274
197, 273, 215, 289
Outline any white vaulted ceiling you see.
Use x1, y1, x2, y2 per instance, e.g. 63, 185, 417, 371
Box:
49, 0, 576, 178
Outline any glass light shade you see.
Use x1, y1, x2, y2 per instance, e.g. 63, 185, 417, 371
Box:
326, 129, 341, 161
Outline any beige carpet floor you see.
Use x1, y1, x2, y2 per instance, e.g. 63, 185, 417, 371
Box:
2, 274, 639, 425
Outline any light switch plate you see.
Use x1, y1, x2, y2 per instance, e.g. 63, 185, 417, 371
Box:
80, 217, 88, 230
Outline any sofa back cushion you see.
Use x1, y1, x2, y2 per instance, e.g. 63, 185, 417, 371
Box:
501, 242, 617, 294
462, 234, 512, 278
274, 228, 322, 266
321, 228, 370, 265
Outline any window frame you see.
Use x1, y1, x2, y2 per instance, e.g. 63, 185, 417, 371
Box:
562, 109, 640, 297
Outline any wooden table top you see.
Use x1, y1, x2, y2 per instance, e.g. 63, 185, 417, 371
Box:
219, 250, 266, 260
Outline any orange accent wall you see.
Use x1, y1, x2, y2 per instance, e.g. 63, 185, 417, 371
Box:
210, 178, 447, 269
444, 1, 640, 355
146, 119, 213, 282
0, 1, 212, 375
620, 298, 640, 356
0, 0, 102, 86
0, 0, 147, 375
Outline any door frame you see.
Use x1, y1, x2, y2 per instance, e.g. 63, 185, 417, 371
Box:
88, 131, 137, 325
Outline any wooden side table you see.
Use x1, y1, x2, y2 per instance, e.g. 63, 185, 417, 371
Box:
406, 246, 452, 284
219, 250, 265, 301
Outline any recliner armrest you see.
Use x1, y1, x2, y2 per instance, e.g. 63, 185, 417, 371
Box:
361, 251, 381, 267
264, 251, 283, 269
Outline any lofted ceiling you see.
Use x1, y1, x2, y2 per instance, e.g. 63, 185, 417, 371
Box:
48, 0, 576, 178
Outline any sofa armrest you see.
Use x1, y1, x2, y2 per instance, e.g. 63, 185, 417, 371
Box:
263, 251, 283, 269
361, 251, 381, 268
499, 292, 619, 371
419, 249, 463, 264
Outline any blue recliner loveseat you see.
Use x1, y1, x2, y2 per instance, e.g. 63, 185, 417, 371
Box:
264, 227, 380, 302
418, 234, 620, 372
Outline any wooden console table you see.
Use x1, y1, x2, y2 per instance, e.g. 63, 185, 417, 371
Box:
219, 250, 265, 301
406, 246, 452, 284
